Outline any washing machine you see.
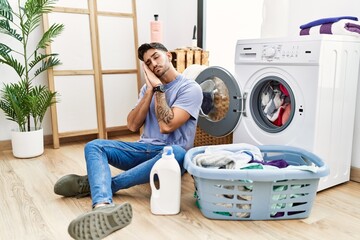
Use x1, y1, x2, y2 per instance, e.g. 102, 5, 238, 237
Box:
191, 35, 360, 191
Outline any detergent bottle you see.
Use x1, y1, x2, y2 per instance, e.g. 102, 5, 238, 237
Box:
150, 146, 181, 215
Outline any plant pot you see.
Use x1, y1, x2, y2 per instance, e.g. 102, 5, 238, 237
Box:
11, 128, 44, 158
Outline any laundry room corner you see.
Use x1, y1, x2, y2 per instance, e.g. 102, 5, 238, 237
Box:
200, 0, 360, 186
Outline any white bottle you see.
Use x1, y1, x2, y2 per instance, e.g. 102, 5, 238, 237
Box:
150, 146, 181, 215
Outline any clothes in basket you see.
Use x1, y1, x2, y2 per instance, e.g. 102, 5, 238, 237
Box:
184, 144, 329, 220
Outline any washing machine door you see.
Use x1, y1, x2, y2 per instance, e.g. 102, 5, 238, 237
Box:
195, 66, 242, 137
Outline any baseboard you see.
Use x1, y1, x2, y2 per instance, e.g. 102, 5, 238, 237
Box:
0, 139, 12, 151
351, 166, 360, 183
0, 129, 136, 151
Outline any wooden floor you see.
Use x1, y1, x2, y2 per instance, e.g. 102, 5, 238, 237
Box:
1, 133, 360, 240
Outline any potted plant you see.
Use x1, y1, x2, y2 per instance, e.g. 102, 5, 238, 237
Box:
0, 0, 64, 158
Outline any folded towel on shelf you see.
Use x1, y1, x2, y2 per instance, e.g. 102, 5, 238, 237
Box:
300, 16, 358, 29
300, 19, 360, 36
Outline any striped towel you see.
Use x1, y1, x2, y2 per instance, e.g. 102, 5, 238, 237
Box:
300, 19, 360, 36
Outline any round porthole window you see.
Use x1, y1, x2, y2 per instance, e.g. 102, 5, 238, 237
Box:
195, 66, 242, 137
199, 77, 230, 122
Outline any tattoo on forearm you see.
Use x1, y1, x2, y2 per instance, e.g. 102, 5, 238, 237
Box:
155, 92, 174, 124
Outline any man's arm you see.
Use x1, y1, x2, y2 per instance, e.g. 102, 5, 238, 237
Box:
155, 91, 191, 134
127, 88, 153, 132
131, 63, 191, 134
127, 63, 160, 132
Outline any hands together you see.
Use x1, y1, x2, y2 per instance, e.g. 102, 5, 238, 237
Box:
143, 63, 162, 90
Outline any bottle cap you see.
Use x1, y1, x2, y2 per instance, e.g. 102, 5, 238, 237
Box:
154, 14, 159, 21
163, 146, 173, 155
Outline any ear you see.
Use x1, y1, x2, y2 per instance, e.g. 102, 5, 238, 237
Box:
166, 51, 172, 61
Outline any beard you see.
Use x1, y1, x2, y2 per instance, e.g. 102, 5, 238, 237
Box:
154, 64, 170, 78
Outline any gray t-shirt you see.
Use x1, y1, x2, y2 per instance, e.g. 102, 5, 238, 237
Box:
136, 74, 203, 150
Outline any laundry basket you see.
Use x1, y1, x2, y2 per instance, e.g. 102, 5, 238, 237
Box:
184, 144, 329, 220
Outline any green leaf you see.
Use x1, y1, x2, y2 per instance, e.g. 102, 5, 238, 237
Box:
29, 52, 58, 69
34, 56, 61, 77
0, 54, 25, 78
0, 42, 12, 55
20, 0, 58, 37
0, 19, 23, 41
24, 0, 57, 17
37, 23, 64, 49
28, 85, 58, 129
0, 0, 13, 21
0, 80, 30, 131
21, 13, 42, 35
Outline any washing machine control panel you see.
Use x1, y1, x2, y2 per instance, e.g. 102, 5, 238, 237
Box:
236, 40, 321, 64
262, 44, 300, 61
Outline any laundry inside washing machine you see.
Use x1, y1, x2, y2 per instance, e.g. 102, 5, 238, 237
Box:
251, 77, 295, 133
199, 77, 230, 122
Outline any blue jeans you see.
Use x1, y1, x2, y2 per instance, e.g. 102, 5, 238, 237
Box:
84, 139, 186, 207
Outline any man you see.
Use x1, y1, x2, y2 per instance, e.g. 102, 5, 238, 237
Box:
54, 42, 203, 240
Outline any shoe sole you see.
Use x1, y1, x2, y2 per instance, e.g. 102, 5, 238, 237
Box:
68, 203, 132, 240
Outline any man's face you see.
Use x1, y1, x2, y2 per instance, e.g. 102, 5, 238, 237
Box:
143, 48, 171, 78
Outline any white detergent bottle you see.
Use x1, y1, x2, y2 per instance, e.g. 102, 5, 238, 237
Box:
150, 146, 181, 215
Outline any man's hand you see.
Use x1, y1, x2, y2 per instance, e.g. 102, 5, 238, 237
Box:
143, 63, 162, 89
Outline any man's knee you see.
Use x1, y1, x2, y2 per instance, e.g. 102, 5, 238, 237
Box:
85, 139, 104, 152
171, 145, 186, 162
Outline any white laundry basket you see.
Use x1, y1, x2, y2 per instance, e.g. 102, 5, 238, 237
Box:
184, 144, 329, 220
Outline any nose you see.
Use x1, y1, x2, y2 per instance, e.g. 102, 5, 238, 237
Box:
150, 59, 158, 70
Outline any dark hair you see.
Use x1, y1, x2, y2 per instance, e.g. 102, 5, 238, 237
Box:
138, 42, 168, 61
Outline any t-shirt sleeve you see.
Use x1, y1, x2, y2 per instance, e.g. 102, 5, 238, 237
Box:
172, 81, 203, 120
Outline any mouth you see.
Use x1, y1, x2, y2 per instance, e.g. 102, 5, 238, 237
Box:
154, 66, 161, 72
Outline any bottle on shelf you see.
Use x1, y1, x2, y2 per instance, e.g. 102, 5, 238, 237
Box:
150, 14, 163, 43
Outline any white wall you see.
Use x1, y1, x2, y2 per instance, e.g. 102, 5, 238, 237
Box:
203, 0, 264, 71
136, 0, 197, 50
261, 0, 289, 38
